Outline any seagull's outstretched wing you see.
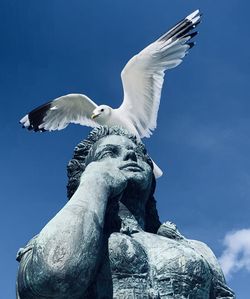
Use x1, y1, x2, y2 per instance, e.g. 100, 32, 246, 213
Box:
20, 94, 98, 132
117, 10, 201, 138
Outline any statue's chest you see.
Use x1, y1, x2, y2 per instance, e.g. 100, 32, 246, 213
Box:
106, 232, 212, 298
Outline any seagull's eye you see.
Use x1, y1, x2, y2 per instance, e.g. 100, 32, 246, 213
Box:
101, 108, 104, 112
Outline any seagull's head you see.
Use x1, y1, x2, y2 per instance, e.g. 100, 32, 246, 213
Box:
91, 105, 112, 121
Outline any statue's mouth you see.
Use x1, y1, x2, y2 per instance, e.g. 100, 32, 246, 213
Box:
119, 162, 143, 172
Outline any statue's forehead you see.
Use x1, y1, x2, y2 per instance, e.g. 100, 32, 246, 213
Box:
95, 135, 136, 149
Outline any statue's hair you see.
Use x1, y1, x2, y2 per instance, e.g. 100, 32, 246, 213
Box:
67, 126, 161, 233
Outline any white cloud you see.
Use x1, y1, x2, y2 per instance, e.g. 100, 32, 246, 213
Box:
219, 228, 250, 279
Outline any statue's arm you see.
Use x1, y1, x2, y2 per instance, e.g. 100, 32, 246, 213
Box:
17, 164, 126, 299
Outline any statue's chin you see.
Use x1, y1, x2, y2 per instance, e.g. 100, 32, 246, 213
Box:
122, 170, 153, 195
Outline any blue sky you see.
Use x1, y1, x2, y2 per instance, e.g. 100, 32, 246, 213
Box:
1, 0, 249, 297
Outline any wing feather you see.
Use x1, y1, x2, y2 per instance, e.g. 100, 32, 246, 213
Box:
117, 10, 201, 138
20, 94, 98, 132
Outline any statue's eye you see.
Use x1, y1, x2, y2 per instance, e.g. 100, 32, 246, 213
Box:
136, 151, 145, 160
98, 147, 119, 160
101, 109, 104, 112
99, 151, 114, 159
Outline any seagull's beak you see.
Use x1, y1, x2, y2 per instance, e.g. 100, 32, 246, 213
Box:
91, 113, 100, 119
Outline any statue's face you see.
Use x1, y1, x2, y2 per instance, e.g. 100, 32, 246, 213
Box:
87, 135, 153, 190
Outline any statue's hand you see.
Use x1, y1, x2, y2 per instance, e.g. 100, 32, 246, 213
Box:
81, 161, 128, 198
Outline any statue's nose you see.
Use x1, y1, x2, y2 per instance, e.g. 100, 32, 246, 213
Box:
123, 150, 137, 162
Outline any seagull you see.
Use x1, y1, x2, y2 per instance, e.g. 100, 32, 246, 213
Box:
20, 10, 201, 178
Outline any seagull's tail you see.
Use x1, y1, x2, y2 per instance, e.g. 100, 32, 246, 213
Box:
152, 160, 163, 179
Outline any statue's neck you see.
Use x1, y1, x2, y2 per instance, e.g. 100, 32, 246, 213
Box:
117, 201, 144, 234
104, 187, 150, 235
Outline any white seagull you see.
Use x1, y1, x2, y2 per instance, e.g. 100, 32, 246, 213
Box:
20, 10, 201, 178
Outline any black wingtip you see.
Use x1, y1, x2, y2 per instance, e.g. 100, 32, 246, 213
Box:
187, 42, 195, 49
21, 101, 52, 132
186, 31, 198, 40
185, 43, 197, 56
193, 20, 201, 28
159, 10, 202, 44
20, 117, 47, 132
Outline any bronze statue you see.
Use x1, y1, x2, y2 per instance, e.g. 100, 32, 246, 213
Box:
16, 127, 235, 298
